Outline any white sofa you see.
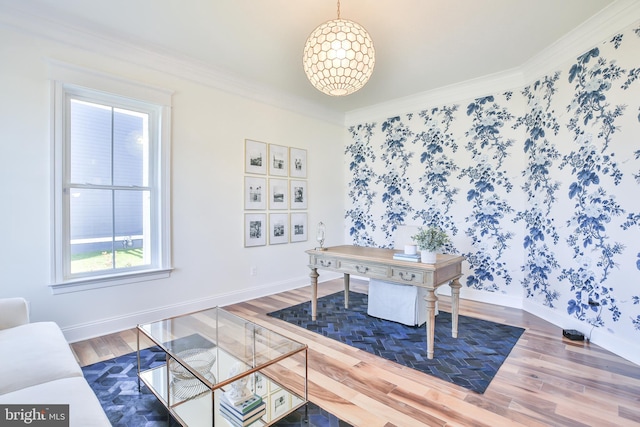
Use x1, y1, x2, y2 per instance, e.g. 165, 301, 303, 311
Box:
0, 298, 111, 426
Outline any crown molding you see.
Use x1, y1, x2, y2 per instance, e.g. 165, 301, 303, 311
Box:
522, 0, 640, 82
1, 1, 638, 128
345, 0, 640, 126
0, 4, 344, 126
344, 67, 526, 126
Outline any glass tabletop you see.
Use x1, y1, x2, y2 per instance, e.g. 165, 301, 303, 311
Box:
138, 307, 307, 388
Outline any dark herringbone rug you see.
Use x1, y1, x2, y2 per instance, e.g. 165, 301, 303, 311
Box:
268, 291, 524, 394
82, 347, 351, 427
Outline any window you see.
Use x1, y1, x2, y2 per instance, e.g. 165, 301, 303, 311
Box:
50, 62, 172, 293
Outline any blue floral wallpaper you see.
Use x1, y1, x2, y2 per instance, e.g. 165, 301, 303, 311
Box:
345, 22, 640, 351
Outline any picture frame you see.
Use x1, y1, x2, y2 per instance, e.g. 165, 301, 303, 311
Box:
269, 144, 288, 176
290, 212, 307, 243
290, 180, 308, 210
269, 379, 281, 393
244, 176, 266, 210
289, 147, 307, 178
244, 213, 267, 247
252, 373, 268, 397
269, 213, 289, 245
245, 139, 267, 175
268, 178, 288, 210
270, 388, 289, 419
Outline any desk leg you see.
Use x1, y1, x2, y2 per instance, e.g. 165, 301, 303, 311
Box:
344, 273, 350, 309
450, 278, 462, 339
310, 268, 319, 321
425, 289, 437, 360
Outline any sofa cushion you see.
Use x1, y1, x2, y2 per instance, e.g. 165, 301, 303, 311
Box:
0, 322, 82, 395
0, 377, 111, 426
0, 297, 29, 330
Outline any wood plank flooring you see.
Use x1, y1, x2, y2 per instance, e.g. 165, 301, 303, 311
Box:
71, 279, 640, 426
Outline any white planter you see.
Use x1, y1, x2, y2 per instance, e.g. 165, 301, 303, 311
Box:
404, 244, 417, 255
420, 250, 437, 263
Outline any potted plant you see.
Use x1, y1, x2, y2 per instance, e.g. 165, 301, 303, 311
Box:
411, 226, 450, 263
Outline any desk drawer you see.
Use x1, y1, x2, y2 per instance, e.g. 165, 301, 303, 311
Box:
390, 267, 424, 285
309, 256, 338, 269
339, 260, 388, 277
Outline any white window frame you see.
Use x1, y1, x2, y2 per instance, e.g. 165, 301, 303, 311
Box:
49, 60, 173, 294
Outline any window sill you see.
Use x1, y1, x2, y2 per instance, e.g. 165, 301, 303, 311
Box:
49, 268, 173, 295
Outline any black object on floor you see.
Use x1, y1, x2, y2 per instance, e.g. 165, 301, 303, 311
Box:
563, 329, 585, 341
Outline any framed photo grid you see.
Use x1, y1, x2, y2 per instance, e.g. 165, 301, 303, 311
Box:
244, 141, 307, 245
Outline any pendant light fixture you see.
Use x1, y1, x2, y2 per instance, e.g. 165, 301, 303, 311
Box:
303, 0, 375, 96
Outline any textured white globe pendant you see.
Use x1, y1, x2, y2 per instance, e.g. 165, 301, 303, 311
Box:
303, 17, 375, 96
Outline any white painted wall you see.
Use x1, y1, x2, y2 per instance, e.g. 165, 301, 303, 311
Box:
0, 27, 346, 341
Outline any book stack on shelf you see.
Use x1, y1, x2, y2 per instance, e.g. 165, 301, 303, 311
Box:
220, 393, 266, 427
393, 252, 421, 262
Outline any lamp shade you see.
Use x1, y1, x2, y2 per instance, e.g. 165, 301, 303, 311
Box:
303, 18, 375, 96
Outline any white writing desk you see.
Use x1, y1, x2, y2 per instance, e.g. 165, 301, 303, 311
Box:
305, 245, 464, 359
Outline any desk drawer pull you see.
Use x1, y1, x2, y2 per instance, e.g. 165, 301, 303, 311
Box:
320, 260, 333, 267
356, 265, 369, 274
399, 272, 415, 281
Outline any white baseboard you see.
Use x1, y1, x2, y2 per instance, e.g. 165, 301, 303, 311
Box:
522, 299, 640, 366
443, 290, 640, 366
62, 274, 338, 343
437, 286, 524, 310
64, 273, 639, 367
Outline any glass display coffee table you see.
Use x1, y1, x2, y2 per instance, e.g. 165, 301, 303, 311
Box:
137, 307, 308, 426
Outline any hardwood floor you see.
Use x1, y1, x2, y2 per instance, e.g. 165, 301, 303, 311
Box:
71, 279, 640, 426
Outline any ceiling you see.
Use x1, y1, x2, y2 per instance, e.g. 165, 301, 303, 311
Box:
1, 0, 617, 113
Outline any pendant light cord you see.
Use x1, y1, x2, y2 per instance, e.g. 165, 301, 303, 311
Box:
337, 0, 341, 19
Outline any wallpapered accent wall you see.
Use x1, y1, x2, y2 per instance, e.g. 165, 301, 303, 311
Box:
345, 22, 640, 345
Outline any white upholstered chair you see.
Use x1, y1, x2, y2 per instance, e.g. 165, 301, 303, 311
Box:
367, 225, 438, 326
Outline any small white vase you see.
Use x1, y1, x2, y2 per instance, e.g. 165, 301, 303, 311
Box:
404, 244, 417, 255
420, 250, 437, 263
